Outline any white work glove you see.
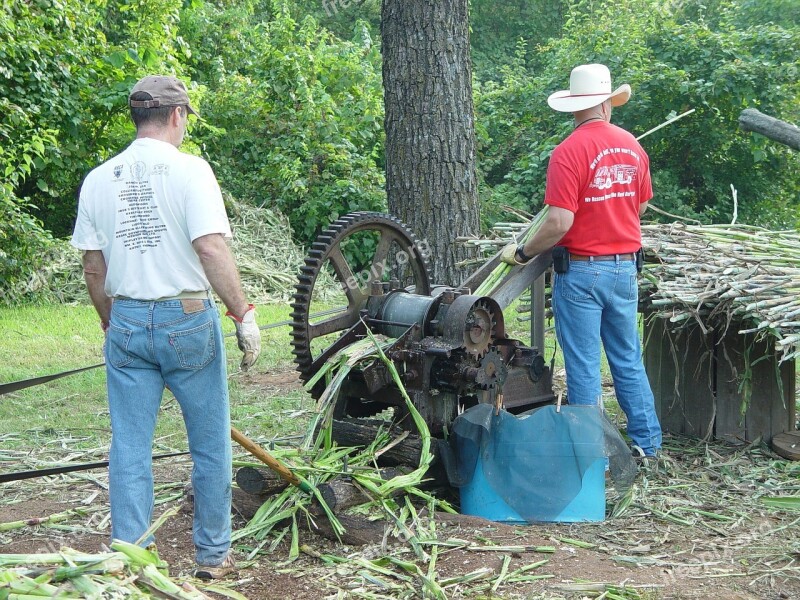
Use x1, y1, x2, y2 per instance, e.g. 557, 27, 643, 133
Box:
501, 243, 527, 266
226, 304, 261, 370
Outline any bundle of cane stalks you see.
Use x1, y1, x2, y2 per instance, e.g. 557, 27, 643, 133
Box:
461, 210, 800, 363
0, 541, 216, 599
639, 222, 800, 363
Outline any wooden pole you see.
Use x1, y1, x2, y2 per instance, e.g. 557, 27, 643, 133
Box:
230, 427, 313, 494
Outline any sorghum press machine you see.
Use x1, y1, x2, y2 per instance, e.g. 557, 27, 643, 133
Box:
289, 212, 555, 452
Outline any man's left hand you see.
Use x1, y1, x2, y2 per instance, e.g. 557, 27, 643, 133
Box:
227, 305, 261, 370
501, 243, 525, 265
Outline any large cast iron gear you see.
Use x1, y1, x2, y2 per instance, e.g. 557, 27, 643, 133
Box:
290, 212, 432, 385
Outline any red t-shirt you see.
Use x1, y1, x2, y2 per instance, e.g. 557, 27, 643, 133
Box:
544, 121, 652, 255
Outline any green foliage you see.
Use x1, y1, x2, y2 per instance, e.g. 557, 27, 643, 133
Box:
185, 3, 386, 243
470, 0, 566, 78
288, 0, 381, 42
3, 0, 800, 303
474, 0, 800, 229
0, 190, 55, 302
0, 0, 194, 297
0, 0, 187, 238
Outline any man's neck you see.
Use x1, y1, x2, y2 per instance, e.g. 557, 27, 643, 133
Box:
136, 130, 179, 147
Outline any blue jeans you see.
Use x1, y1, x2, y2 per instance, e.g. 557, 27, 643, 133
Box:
552, 258, 662, 456
104, 298, 232, 565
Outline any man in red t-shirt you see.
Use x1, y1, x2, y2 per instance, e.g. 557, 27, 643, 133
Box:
502, 63, 662, 458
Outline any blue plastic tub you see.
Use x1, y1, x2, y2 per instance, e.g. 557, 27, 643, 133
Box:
460, 452, 606, 523
450, 404, 608, 523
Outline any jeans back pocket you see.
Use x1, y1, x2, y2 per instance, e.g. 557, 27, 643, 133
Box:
169, 321, 216, 370
559, 266, 600, 301
106, 324, 135, 368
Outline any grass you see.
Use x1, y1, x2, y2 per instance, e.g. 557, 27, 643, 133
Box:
5, 300, 795, 459
0, 302, 312, 455
3, 302, 800, 600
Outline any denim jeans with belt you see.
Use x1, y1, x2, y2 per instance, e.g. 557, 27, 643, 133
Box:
552, 257, 662, 456
104, 298, 231, 565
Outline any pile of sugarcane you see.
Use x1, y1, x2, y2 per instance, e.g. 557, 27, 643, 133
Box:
0, 541, 216, 599
233, 331, 450, 553
460, 211, 800, 363
639, 222, 800, 362
10, 197, 329, 305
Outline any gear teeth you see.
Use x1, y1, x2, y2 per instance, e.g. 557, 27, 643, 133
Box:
291, 211, 433, 389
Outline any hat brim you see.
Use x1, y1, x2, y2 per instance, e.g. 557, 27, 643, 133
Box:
547, 84, 631, 113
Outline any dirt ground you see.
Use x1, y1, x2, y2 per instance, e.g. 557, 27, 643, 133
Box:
1, 474, 796, 600
2, 371, 798, 600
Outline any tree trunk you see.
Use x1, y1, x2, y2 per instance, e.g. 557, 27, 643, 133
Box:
329, 418, 434, 466
381, 0, 480, 286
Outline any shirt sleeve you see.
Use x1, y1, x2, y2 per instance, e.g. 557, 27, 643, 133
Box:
70, 186, 104, 251
638, 150, 654, 204
543, 157, 580, 213
184, 159, 232, 241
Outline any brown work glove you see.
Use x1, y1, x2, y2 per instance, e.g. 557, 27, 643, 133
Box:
501, 243, 527, 265
226, 304, 261, 370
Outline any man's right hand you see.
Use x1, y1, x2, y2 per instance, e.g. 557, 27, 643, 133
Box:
226, 305, 261, 370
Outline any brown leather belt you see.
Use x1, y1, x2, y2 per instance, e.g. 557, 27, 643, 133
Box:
114, 290, 211, 301
570, 253, 635, 261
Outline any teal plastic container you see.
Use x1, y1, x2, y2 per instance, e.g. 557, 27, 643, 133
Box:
460, 450, 606, 523
449, 404, 608, 523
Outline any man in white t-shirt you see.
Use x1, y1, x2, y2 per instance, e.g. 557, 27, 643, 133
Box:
72, 75, 260, 579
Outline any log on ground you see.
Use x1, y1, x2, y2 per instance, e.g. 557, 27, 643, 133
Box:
317, 468, 407, 514
330, 418, 440, 466
306, 510, 388, 546
235, 466, 290, 496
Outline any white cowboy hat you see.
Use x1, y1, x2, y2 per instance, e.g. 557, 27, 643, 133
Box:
547, 64, 631, 113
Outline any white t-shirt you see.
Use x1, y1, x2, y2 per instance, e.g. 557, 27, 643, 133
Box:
71, 137, 231, 300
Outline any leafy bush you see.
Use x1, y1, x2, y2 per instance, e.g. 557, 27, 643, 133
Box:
186, 3, 386, 243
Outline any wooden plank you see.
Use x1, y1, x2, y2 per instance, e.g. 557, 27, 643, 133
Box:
772, 358, 796, 438
644, 315, 793, 444
715, 327, 747, 442
680, 326, 715, 439
745, 334, 775, 441
787, 362, 797, 431
714, 328, 794, 443
643, 316, 685, 435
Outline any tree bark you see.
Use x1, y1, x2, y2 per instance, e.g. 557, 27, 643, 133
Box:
739, 108, 800, 150
307, 512, 389, 546
381, 0, 480, 286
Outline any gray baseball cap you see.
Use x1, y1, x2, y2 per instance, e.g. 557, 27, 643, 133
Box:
129, 75, 199, 116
